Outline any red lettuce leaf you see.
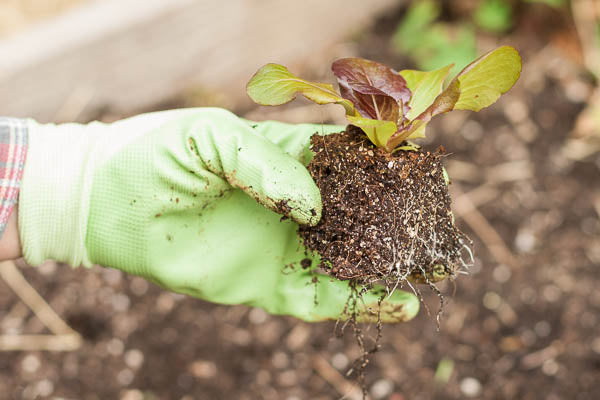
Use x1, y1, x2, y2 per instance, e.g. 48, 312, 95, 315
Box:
332, 58, 411, 123
339, 84, 401, 123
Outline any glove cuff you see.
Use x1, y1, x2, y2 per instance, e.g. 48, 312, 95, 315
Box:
19, 119, 99, 267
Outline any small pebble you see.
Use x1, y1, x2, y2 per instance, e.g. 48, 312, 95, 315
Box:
534, 321, 551, 338
189, 360, 217, 379
277, 370, 297, 387
555, 274, 574, 293
460, 377, 482, 397
102, 269, 123, 286
124, 349, 144, 369
591, 337, 600, 354
515, 120, 539, 142
492, 265, 512, 283
461, 120, 483, 141
111, 293, 131, 312
286, 324, 310, 350
38, 262, 57, 276
564, 80, 590, 103
542, 285, 561, 302
542, 359, 559, 376
271, 351, 289, 369
117, 368, 135, 386
483, 292, 502, 310
230, 328, 251, 346
248, 308, 268, 324
107, 338, 125, 356
370, 379, 394, 399
503, 99, 529, 124
130, 278, 149, 296
21, 354, 41, 374
2, 316, 23, 334
331, 352, 349, 370
157, 293, 175, 313
515, 229, 536, 253
581, 217, 598, 235
586, 241, 600, 264
36, 379, 54, 397
21, 384, 37, 400
121, 389, 144, 400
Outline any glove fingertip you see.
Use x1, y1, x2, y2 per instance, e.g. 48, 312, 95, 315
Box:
385, 290, 420, 322
356, 288, 420, 323
254, 158, 322, 226
285, 183, 322, 226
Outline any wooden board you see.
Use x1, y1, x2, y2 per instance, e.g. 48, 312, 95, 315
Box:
0, 0, 400, 122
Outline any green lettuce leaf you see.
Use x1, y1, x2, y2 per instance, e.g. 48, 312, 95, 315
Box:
386, 46, 521, 151
453, 45, 522, 111
400, 64, 453, 120
346, 115, 398, 148
246, 63, 357, 116
421, 45, 522, 120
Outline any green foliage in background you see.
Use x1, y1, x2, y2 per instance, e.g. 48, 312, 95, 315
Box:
474, 0, 513, 33
474, 0, 567, 33
393, 0, 567, 74
392, 0, 477, 76
524, 0, 566, 7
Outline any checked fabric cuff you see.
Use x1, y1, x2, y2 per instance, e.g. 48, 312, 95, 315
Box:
0, 118, 28, 239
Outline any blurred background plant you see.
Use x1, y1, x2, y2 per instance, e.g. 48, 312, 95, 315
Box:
392, 0, 569, 76
392, 0, 477, 75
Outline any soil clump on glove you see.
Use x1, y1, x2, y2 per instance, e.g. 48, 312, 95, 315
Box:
299, 127, 468, 286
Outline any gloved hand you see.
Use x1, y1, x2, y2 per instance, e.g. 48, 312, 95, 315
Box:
19, 108, 419, 322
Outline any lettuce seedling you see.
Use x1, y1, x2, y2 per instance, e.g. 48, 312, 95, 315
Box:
247, 46, 521, 152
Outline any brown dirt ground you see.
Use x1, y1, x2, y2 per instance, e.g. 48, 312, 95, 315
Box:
1, 3, 599, 400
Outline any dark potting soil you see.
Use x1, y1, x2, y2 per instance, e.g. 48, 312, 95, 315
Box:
299, 126, 468, 284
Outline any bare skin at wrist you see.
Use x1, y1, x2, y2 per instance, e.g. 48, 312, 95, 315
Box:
0, 206, 22, 261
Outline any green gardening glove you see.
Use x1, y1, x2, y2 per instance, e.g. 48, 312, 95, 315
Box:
19, 108, 419, 322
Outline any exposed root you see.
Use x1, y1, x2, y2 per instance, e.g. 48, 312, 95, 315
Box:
335, 283, 384, 400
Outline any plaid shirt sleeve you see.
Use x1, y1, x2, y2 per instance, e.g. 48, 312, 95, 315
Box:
0, 118, 28, 238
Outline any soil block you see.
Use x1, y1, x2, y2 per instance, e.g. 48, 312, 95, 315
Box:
299, 126, 468, 284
